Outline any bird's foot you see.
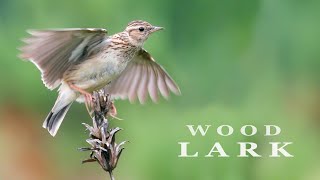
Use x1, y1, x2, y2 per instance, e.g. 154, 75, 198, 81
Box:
108, 102, 123, 120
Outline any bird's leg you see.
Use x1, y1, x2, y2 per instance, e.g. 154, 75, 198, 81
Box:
69, 84, 94, 109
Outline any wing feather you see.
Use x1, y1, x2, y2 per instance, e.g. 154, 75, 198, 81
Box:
137, 64, 149, 104
128, 64, 142, 102
147, 63, 159, 102
119, 63, 137, 98
155, 65, 170, 99
19, 28, 108, 90
106, 49, 180, 103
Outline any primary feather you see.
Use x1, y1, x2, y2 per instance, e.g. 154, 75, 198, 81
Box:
105, 49, 181, 104
20, 28, 108, 89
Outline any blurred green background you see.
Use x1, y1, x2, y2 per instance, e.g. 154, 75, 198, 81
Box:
1, 0, 320, 179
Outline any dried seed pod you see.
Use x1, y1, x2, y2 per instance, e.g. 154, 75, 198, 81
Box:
79, 89, 126, 180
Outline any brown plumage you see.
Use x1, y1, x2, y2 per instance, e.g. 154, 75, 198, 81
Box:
19, 20, 180, 136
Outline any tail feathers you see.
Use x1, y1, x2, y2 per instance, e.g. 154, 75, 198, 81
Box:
43, 103, 72, 136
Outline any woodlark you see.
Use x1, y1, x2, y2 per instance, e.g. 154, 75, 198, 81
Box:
19, 20, 180, 136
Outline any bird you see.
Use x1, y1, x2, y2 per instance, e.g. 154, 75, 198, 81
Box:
19, 20, 180, 137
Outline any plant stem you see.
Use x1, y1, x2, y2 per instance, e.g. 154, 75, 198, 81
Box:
109, 171, 115, 180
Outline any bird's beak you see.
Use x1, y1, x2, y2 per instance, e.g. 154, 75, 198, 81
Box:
151, 26, 164, 33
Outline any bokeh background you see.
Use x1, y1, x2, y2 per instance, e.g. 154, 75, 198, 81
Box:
1, 0, 320, 179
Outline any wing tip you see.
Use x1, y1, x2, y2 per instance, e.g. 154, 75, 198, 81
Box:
172, 85, 181, 96
26, 29, 39, 35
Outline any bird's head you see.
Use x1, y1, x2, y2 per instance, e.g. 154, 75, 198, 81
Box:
125, 20, 164, 47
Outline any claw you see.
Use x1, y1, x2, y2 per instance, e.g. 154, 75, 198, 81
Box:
108, 102, 123, 120
109, 114, 123, 120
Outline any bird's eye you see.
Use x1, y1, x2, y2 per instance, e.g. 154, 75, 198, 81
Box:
138, 27, 145, 32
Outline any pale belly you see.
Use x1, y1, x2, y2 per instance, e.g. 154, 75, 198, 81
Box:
69, 53, 130, 93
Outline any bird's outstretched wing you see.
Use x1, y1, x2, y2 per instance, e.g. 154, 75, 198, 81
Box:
19, 28, 108, 90
105, 49, 181, 104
